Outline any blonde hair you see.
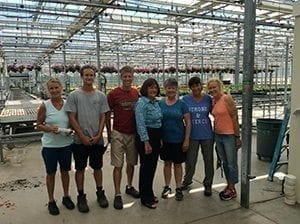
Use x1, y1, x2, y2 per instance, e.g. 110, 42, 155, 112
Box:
45, 77, 62, 89
207, 78, 224, 94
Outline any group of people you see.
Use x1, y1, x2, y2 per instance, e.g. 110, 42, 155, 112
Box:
36, 64, 241, 215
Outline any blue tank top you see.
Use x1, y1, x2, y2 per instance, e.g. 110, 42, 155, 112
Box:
41, 100, 73, 147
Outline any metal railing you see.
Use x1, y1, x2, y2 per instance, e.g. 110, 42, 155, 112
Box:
0, 131, 42, 163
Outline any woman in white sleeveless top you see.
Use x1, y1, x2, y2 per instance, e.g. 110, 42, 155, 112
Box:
36, 78, 75, 215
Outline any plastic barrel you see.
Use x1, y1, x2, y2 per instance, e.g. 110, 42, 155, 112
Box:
256, 118, 283, 160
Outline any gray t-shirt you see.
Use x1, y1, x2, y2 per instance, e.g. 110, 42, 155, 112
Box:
65, 89, 110, 144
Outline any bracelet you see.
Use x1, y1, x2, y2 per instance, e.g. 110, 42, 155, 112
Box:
235, 135, 240, 138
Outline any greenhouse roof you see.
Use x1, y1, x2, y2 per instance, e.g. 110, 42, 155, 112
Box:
0, 0, 297, 70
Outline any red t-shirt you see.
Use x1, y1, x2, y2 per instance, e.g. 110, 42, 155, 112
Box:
107, 87, 139, 134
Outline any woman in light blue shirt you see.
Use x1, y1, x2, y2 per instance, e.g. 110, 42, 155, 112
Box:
135, 78, 162, 209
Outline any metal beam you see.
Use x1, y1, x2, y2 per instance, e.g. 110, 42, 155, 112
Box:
241, 0, 256, 209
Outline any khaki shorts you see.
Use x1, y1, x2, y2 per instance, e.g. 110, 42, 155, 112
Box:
111, 129, 138, 167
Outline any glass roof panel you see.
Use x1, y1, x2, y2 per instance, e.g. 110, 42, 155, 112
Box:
0, 0, 296, 69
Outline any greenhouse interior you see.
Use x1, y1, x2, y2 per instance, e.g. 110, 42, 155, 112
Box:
1, 1, 300, 224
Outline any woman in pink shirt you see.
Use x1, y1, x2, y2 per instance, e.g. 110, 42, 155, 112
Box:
207, 79, 241, 201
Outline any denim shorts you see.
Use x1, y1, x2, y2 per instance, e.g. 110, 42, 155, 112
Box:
42, 145, 72, 174
214, 134, 238, 184
72, 144, 105, 170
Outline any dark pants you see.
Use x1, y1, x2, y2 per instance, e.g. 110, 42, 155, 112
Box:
136, 128, 162, 204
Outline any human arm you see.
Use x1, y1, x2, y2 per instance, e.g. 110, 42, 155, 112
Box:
135, 99, 152, 154
89, 113, 106, 145
68, 111, 90, 145
224, 94, 242, 149
182, 112, 191, 152
36, 103, 59, 134
106, 92, 113, 143
105, 111, 112, 143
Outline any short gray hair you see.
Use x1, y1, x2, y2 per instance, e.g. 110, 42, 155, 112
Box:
163, 78, 178, 87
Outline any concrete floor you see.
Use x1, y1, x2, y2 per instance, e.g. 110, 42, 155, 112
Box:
0, 133, 299, 224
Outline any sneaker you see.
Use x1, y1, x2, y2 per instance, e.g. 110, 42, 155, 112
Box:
175, 188, 184, 201
204, 185, 212, 197
77, 194, 89, 213
96, 190, 109, 208
125, 185, 140, 198
48, 201, 59, 215
181, 181, 193, 191
113, 195, 123, 210
161, 186, 171, 199
219, 188, 237, 201
62, 196, 75, 210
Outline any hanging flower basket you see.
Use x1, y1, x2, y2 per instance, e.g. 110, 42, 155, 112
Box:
100, 66, 113, 73
75, 64, 81, 72
67, 64, 76, 73
26, 64, 34, 71
143, 68, 150, 74
191, 65, 201, 73
167, 66, 176, 74
158, 68, 164, 73
91, 65, 99, 72
134, 67, 143, 73
51, 64, 64, 73
178, 67, 186, 73
35, 65, 42, 72
186, 67, 192, 74
18, 65, 25, 73
150, 67, 158, 74
7, 64, 18, 73
203, 67, 211, 73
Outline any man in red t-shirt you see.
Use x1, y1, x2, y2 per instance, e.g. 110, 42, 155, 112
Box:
106, 65, 140, 210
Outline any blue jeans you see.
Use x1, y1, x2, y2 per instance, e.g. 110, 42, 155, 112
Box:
214, 134, 238, 184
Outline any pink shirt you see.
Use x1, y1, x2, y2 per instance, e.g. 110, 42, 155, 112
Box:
211, 95, 234, 135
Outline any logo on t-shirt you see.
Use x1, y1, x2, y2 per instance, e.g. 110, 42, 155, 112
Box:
119, 99, 136, 110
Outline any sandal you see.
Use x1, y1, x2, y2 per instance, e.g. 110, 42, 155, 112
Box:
142, 201, 157, 209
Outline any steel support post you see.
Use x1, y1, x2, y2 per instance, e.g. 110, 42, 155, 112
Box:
241, 0, 256, 209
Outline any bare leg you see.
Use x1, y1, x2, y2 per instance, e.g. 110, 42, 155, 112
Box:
174, 163, 183, 189
113, 167, 122, 195
46, 173, 55, 201
60, 169, 70, 197
94, 169, 103, 188
126, 164, 134, 187
163, 161, 172, 187
75, 170, 85, 192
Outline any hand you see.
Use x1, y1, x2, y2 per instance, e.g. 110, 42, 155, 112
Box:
80, 135, 92, 146
89, 135, 101, 145
144, 141, 152, 155
182, 139, 189, 152
236, 137, 242, 150
107, 132, 111, 143
51, 126, 59, 134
